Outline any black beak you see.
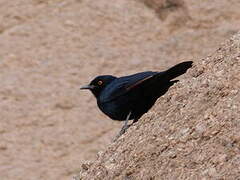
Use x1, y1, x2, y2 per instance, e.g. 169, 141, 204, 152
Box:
80, 84, 95, 90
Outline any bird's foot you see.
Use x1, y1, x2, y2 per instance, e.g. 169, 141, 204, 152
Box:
113, 111, 133, 142
113, 124, 131, 142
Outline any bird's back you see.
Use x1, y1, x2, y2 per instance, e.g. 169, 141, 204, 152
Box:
99, 71, 158, 103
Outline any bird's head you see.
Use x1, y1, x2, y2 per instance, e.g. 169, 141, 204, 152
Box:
80, 75, 116, 98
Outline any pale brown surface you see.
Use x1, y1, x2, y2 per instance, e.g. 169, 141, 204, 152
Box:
0, 0, 240, 180
80, 32, 240, 179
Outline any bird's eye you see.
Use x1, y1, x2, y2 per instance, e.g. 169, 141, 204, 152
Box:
97, 80, 103, 85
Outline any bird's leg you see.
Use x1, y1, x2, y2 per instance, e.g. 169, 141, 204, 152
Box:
114, 112, 132, 141
119, 111, 132, 135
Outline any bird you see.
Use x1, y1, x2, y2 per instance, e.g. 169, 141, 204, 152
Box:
80, 61, 193, 139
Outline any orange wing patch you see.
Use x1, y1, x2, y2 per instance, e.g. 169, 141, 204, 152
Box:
126, 75, 154, 91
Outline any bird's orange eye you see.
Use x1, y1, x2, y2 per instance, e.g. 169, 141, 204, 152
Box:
98, 80, 103, 85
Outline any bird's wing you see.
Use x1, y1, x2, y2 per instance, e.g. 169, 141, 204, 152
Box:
99, 61, 193, 103
100, 71, 158, 103
125, 61, 193, 92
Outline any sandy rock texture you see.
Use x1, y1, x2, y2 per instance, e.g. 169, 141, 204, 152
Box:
79, 30, 240, 180
0, 0, 240, 180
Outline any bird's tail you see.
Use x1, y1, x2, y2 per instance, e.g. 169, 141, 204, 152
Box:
164, 61, 193, 81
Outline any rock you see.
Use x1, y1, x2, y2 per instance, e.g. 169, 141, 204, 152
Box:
80, 32, 240, 179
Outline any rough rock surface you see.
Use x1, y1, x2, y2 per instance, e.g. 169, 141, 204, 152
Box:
0, 0, 240, 180
79, 32, 240, 180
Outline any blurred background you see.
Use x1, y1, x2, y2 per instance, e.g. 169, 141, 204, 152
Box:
0, 0, 240, 179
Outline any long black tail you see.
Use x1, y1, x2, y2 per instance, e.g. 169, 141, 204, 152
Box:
164, 61, 193, 81
127, 61, 193, 93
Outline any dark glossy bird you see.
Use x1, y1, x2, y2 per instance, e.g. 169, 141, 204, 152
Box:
80, 61, 193, 139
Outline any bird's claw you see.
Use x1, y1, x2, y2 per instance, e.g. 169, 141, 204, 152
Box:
113, 124, 131, 142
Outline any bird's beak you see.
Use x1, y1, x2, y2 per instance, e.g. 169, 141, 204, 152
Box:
80, 84, 95, 90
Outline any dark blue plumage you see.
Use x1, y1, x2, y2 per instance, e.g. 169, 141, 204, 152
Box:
98, 71, 158, 120
80, 61, 193, 138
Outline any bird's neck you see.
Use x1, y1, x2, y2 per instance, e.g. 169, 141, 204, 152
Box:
91, 89, 102, 99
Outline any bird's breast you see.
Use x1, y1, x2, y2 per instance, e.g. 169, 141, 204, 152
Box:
97, 96, 133, 121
